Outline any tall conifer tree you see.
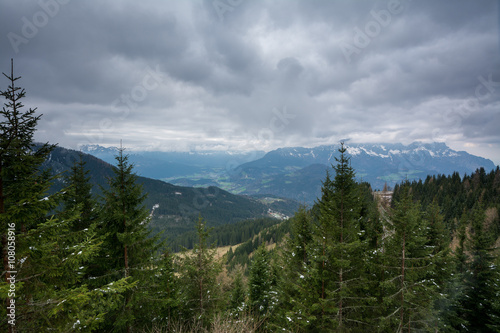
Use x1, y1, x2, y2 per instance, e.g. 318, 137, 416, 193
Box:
249, 243, 272, 317
454, 204, 500, 331
178, 216, 221, 325
305, 168, 338, 330
329, 142, 364, 330
99, 147, 161, 331
310, 143, 368, 331
228, 267, 246, 316
0, 60, 131, 332
277, 206, 316, 331
62, 153, 97, 232
380, 184, 438, 331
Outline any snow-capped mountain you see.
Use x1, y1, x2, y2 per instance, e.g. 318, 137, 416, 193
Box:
80, 142, 496, 205
251, 142, 481, 166
80, 144, 119, 154
230, 142, 496, 203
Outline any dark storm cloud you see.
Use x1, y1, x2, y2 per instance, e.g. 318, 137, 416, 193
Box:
0, 0, 499, 164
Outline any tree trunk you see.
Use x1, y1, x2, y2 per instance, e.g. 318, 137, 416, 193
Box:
123, 208, 129, 277
321, 237, 326, 318
124, 244, 129, 278
401, 231, 406, 329
339, 189, 344, 328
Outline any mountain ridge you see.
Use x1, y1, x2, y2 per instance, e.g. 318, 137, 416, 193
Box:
42, 145, 299, 238
80, 142, 496, 205
229, 141, 496, 203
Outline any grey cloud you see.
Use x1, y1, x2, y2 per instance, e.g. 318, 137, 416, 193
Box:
0, 0, 499, 164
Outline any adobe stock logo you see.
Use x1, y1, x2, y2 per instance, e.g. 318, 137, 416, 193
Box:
434, 73, 500, 142
339, 0, 408, 63
7, 0, 71, 54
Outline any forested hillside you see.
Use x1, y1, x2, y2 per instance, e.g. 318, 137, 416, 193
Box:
42, 144, 299, 239
2, 64, 499, 332
392, 167, 500, 230
391, 167, 500, 331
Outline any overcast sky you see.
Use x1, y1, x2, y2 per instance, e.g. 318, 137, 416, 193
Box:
1, 0, 499, 164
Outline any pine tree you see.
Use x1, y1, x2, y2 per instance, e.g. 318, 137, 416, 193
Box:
0, 60, 133, 332
489, 255, 500, 331
178, 216, 222, 325
307, 142, 368, 331
134, 248, 180, 330
454, 204, 500, 331
100, 148, 153, 277
290, 206, 313, 267
228, 267, 246, 316
277, 206, 315, 331
248, 243, 272, 318
98, 147, 161, 331
62, 153, 97, 232
424, 199, 455, 331
380, 184, 438, 331
308, 168, 338, 330
355, 182, 385, 329
0, 62, 56, 326
330, 143, 365, 330
159, 249, 181, 327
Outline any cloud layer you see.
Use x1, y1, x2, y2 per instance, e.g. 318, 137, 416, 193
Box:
1, 0, 499, 164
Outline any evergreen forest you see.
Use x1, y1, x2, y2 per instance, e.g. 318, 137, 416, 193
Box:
1, 63, 500, 332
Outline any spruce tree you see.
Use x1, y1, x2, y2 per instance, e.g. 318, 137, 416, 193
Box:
290, 206, 313, 267
248, 243, 272, 318
489, 255, 500, 331
277, 206, 316, 331
307, 142, 368, 331
0, 61, 56, 318
62, 153, 97, 232
228, 268, 246, 316
356, 182, 385, 329
329, 142, 365, 331
0, 60, 132, 332
99, 147, 161, 331
308, 168, 338, 330
437, 209, 471, 331
424, 199, 455, 331
380, 184, 438, 331
159, 249, 181, 327
178, 216, 222, 325
100, 148, 152, 277
454, 204, 500, 332
0, 61, 44, 328
134, 248, 180, 330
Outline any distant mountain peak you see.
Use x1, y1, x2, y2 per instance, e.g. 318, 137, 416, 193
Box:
342, 142, 460, 159
80, 144, 119, 153
232, 141, 495, 203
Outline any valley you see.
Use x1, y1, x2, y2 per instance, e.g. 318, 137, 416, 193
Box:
83, 142, 496, 205
45, 145, 300, 240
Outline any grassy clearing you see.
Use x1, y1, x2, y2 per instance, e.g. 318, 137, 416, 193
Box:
176, 243, 242, 260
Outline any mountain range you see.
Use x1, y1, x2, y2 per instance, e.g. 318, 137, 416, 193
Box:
227, 142, 496, 203
44, 145, 298, 239
82, 142, 496, 205
80, 144, 265, 179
